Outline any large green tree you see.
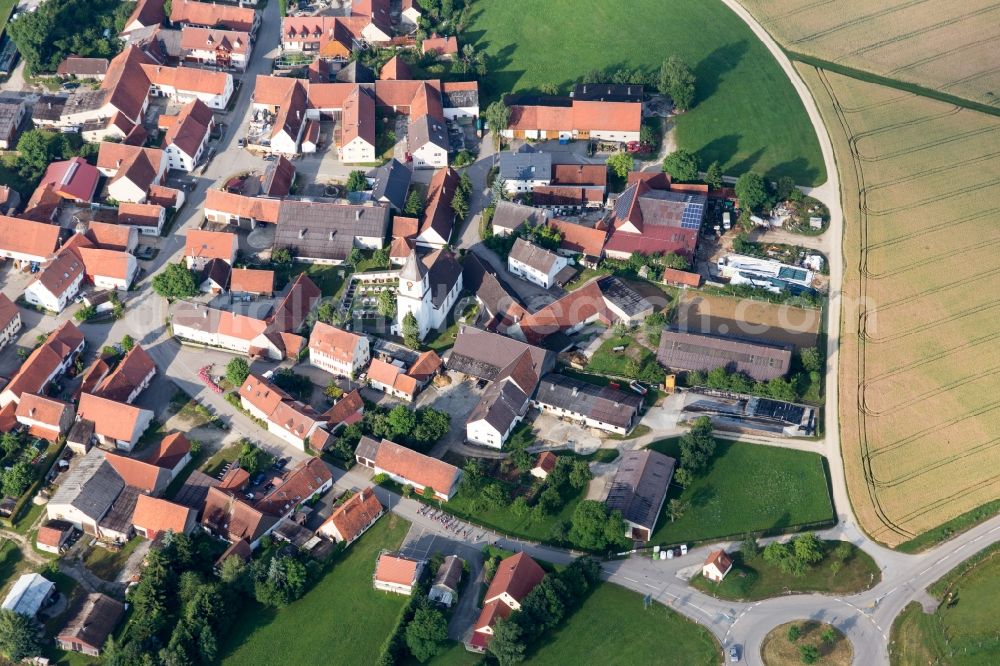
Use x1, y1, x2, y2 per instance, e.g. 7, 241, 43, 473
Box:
153, 263, 198, 300
484, 101, 510, 152
377, 288, 396, 318
606, 152, 634, 179
0, 609, 40, 661
662, 149, 700, 182
402, 312, 420, 348
659, 56, 696, 111
487, 618, 526, 666
568, 500, 628, 551
679, 415, 716, 474
405, 604, 449, 662
226, 357, 251, 387
735, 171, 770, 213
346, 170, 368, 192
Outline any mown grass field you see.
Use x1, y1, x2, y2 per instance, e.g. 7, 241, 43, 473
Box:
762, 622, 852, 666
890, 544, 1000, 665
467, 0, 825, 185
220, 515, 410, 666
690, 541, 879, 601
648, 438, 834, 545
738, 0, 1000, 108
527, 583, 719, 665
797, 63, 1000, 547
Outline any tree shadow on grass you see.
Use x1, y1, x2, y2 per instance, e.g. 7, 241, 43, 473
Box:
690, 485, 716, 509
693, 41, 749, 105
766, 157, 823, 187
696, 134, 740, 170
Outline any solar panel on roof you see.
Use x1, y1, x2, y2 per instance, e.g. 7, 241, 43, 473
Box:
680, 201, 704, 229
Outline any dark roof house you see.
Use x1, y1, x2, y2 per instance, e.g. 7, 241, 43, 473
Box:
656, 329, 792, 382
605, 449, 675, 541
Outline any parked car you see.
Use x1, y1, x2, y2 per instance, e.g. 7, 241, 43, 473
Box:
629, 380, 648, 396
729, 646, 740, 662
237, 138, 245, 147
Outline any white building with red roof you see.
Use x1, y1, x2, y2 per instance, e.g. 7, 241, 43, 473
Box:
0, 294, 21, 352
77, 393, 154, 451
97, 142, 167, 204
184, 229, 237, 270
373, 553, 423, 595
15, 394, 75, 441
238, 374, 333, 450
37, 158, 100, 203
470, 552, 546, 651
317, 486, 383, 545
159, 98, 215, 172
702, 549, 734, 582
0, 322, 84, 408
180, 26, 253, 71
354, 436, 461, 501
308, 322, 369, 378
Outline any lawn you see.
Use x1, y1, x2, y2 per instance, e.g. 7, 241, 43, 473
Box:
0, 539, 28, 596
648, 438, 834, 545
418, 642, 481, 666
202, 442, 241, 477
889, 544, 1000, 665
220, 515, 411, 666
276, 263, 346, 297
83, 537, 142, 581
436, 480, 585, 544
689, 541, 879, 601
585, 334, 656, 378
528, 583, 718, 664
466, 0, 825, 185
761, 621, 851, 666
0, 0, 17, 42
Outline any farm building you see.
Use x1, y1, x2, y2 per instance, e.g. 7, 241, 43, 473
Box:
605, 449, 675, 541
656, 330, 792, 383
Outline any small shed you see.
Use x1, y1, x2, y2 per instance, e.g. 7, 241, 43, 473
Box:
702, 549, 733, 582
428, 555, 464, 607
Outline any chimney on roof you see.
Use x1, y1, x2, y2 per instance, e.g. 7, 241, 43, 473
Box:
298, 228, 306, 238
202, 309, 208, 318
571, 386, 578, 397
355, 209, 361, 220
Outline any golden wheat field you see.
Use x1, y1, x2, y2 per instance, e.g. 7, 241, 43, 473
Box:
798, 65, 1000, 546
740, 0, 1000, 106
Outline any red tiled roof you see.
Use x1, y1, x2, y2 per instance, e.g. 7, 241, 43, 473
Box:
77, 393, 149, 443
185, 229, 236, 262
15, 393, 71, 431
180, 26, 251, 55
551, 164, 607, 186
662, 267, 701, 288
321, 486, 382, 542
104, 452, 168, 493
239, 373, 292, 416
255, 458, 331, 515
548, 219, 607, 258
86, 222, 134, 252
142, 63, 231, 96
229, 268, 274, 294
133, 494, 194, 536
484, 552, 545, 605
103, 46, 156, 123
0, 294, 18, 333
422, 34, 457, 56
322, 389, 364, 429
37, 524, 69, 548
309, 322, 363, 365
75, 247, 134, 282
4, 322, 82, 401
117, 202, 163, 230
204, 189, 282, 223
420, 166, 458, 240
0, 215, 60, 259
367, 358, 417, 397
534, 451, 558, 474
375, 553, 420, 586
518, 279, 611, 342
125, 0, 166, 29
161, 98, 214, 158
368, 438, 460, 496
407, 350, 441, 381
170, 0, 256, 32
391, 216, 419, 239
379, 56, 411, 81
704, 549, 733, 572
57, 57, 109, 77
147, 432, 191, 470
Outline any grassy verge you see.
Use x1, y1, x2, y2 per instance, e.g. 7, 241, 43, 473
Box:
889, 602, 946, 666
689, 541, 879, 601
895, 499, 1000, 554
648, 438, 834, 545
83, 537, 142, 581
527, 583, 718, 664
761, 621, 851, 666
220, 515, 410, 665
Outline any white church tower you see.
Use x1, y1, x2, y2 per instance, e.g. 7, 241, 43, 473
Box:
396, 249, 431, 339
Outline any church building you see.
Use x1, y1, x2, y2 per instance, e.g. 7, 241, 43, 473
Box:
396, 248, 463, 340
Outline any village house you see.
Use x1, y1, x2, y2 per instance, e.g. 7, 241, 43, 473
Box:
239, 373, 334, 450
0, 321, 84, 408
446, 326, 554, 449
180, 26, 253, 71
37, 157, 100, 203
603, 181, 706, 260
272, 200, 390, 264
15, 394, 75, 442
76, 393, 154, 451
132, 494, 197, 540
104, 452, 173, 496
489, 200, 552, 237
534, 375, 644, 435
502, 95, 642, 143
373, 553, 424, 595
470, 552, 546, 652
56, 57, 110, 81
507, 237, 570, 289
57, 593, 125, 657
366, 357, 419, 402
229, 268, 274, 298
35, 520, 75, 555
146, 432, 193, 481
203, 189, 282, 228
422, 34, 458, 59
547, 219, 608, 267
531, 451, 558, 480
170, 0, 260, 34
84, 222, 138, 253
428, 555, 463, 607
184, 229, 237, 271
24, 249, 85, 313
117, 202, 167, 236
0, 294, 20, 351
499, 150, 551, 194
339, 86, 377, 163
415, 167, 458, 248
159, 98, 215, 172
703, 550, 734, 582
606, 449, 675, 541
316, 486, 384, 546
198, 258, 231, 294
0, 215, 60, 265
309, 322, 370, 378
355, 436, 461, 501
321, 389, 365, 438
93, 345, 157, 404
121, 0, 165, 35
369, 158, 411, 211
170, 274, 319, 360
96, 142, 169, 202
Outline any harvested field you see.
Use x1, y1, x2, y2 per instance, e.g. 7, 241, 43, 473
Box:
673, 291, 821, 349
800, 64, 1000, 547
739, 0, 1000, 107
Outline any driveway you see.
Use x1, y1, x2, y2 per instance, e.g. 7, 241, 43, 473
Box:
421, 373, 484, 458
